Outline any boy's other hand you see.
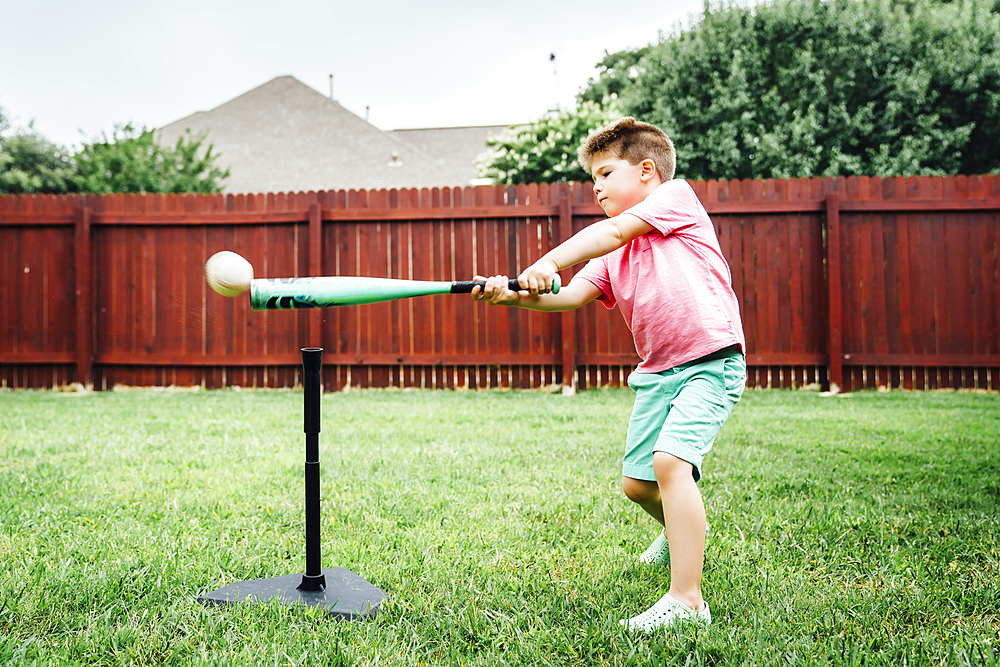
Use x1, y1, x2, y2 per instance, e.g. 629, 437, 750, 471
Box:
471, 275, 521, 305
518, 259, 559, 296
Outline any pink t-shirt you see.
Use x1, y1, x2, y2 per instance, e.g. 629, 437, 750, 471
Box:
575, 180, 745, 373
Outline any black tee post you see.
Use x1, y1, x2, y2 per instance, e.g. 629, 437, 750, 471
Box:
196, 347, 386, 617
298, 347, 325, 592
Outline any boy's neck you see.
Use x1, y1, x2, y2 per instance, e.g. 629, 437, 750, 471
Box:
636, 174, 664, 202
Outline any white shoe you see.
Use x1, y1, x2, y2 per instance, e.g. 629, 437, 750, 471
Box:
619, 593, 712, 631
638, 532, 670, 566
637, 523, 710, 567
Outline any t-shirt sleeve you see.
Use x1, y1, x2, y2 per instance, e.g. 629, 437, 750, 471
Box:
574, 257, 616, 309
624, 180, 701, 236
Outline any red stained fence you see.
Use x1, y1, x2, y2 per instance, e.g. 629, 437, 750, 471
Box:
2, 176, 998, 392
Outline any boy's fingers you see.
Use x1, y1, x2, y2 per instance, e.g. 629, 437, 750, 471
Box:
483, 275, 505, 303
518, 269, 554, 296
528, 277, 550, 296
471, 275, 490, 300
475, 274, 531, 304
472, 275, 496, 300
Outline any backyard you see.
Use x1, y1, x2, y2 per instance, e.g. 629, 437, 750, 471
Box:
1, 387, 997, 666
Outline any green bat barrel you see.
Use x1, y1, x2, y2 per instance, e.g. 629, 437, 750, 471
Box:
250, 277, 454, 310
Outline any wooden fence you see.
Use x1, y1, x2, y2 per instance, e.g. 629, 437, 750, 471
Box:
2, 175, 998, 392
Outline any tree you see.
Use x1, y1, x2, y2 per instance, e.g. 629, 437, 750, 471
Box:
0, 110, 76, 194
1, 103, 231, 195
475, 102, 620, 184
72, 123, 230, 194
577, 46, 652, 106
587, 0, 1000, 180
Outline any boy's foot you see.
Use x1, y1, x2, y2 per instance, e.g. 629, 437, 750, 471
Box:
619, 593, 712, 631
637, 524, 710, 567
638, 532, 670, 566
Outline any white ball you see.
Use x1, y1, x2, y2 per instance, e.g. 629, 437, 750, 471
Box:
205, 251, 254, 297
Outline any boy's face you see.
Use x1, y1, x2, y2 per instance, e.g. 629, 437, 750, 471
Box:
590, 153, 658, 217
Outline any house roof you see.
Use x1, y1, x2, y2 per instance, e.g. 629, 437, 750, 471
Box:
158, 76, 504, 193
390, 125, 507, 182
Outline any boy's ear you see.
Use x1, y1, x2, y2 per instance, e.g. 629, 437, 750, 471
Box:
640, 159, 659, 182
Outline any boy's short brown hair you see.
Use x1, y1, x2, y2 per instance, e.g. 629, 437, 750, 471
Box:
578, 117, 676, 182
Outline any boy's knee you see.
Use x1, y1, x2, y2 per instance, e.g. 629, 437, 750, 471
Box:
621, 476, 659, 504
652, 451, 694, 485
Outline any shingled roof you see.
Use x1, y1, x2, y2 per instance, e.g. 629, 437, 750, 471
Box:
158, 76, 503, 193
390, 125, 508, 183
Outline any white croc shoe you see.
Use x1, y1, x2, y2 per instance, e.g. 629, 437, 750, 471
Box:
619, 593, 712, 631
638, 532, 670, 566
637, 523, 711, 567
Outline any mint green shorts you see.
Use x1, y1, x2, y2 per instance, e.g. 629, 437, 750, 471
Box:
623, 350, 746, 483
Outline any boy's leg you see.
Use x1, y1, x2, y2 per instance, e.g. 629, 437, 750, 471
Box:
622, 476, 671, 565
654, 452, 706, 611
621, 476, 664, 524
621, 353, 745, 630
622, 475, 713, 568
648, 356, 742, 610
620, 371, 672, 561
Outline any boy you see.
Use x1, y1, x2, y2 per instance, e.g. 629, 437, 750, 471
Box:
473, 117, 746, 631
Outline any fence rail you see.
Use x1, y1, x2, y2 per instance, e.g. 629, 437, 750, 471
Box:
2, 175, 998, 392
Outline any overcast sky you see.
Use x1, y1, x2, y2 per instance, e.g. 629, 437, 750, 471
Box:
1, 0, 705, 150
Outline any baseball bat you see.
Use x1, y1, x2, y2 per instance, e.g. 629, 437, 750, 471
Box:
249, 275, 560, 310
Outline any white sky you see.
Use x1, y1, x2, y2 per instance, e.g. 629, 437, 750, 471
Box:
0, 0, 705, 150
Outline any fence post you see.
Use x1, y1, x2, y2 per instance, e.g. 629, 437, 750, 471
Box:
558, 185, 576, 393
308, 203, 323, 352
75, 204, 93, 389
824, 194, 844, 393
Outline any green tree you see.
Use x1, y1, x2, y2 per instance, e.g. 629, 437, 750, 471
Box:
596, 0, 1000, 180
475, 102, 620, 184
72, 123, 230, 194
0, 110, 76, 194
578, 46, 652, 106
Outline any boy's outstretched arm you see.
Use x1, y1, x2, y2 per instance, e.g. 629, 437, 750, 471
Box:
518, 213, 653, 294
472, 274, 601, 312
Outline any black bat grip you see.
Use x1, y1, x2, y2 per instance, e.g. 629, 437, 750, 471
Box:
451, 274, 560, 295
450, 279, 522, 293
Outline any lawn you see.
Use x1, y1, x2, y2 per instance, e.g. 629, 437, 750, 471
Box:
1, 387, 997, 666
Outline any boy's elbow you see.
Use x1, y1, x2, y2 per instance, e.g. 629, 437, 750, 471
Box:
608, 219, 631, 244
596, 218, 628, 247
605, 213, 651, 246
553, 279, 600, 310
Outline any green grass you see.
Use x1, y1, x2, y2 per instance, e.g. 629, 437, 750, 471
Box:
1, 387, 997, 666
